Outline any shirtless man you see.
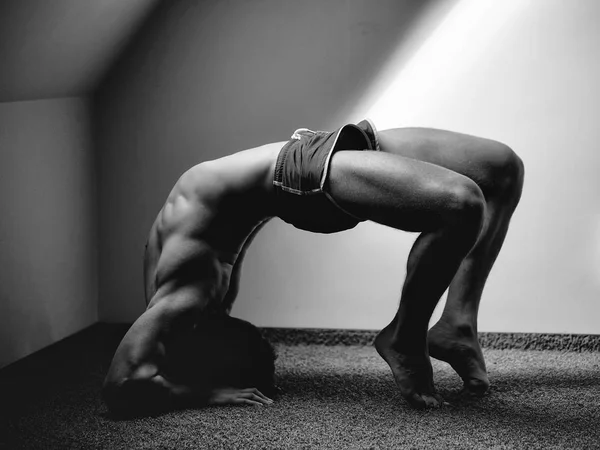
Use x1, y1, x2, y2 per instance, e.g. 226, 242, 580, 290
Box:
103, 119, 524, 415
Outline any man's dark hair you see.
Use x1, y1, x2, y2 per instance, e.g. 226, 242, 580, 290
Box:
165, 315, 277, 397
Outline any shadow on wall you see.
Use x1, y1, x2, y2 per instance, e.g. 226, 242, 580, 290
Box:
92, 0, 449, 321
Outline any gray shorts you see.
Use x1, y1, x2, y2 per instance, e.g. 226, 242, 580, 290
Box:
273, 119, 380, 234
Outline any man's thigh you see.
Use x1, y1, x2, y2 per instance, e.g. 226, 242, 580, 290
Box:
326, 149, 479, 232
377, 128, 513, 193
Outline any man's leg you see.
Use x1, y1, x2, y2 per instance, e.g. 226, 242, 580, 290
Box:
326, 150, 486, 408
376, 128, 525, 394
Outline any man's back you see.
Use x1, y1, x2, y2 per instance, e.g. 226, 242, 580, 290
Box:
144, 141, 284, 309
103, 141, 284, 413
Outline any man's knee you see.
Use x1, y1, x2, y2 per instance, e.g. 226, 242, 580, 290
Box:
504, 146, 525, 202
485, 141, 525, 201
447, 179, 486, 241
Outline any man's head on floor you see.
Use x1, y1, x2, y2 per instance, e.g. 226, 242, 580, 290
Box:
169, 315, 277, 396
103, 315, 277, 418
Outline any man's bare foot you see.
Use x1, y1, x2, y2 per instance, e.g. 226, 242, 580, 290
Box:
428, 319, 490, 396
374, 325, 444, 409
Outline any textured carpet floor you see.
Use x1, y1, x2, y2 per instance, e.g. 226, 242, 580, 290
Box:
1, 325, 599, 449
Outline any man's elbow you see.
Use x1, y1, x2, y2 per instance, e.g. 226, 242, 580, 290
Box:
102, 377, 172, 418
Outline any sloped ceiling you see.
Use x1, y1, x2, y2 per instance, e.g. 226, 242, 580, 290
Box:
0, 0, 160, 103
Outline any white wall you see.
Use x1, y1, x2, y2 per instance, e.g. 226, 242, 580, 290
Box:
0, 97, 97, 368
96, 0, 600, 334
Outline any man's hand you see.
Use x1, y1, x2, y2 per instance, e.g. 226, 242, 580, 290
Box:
208, 387, 274, 406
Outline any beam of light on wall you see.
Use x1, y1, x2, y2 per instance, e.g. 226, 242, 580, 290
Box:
348, 0, 529, 129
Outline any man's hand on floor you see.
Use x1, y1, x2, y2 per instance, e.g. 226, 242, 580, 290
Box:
208, 387, 274, 406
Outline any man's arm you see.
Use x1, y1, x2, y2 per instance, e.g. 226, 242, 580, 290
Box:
102, 291, 272, 417
221, 219, 271, 313
102, 297, 197, 416
103, 371, 272, 418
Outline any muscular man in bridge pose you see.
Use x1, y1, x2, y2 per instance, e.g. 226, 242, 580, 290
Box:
103, 119, 524, 415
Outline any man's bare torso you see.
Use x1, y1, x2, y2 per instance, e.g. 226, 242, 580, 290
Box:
104, 141, 285, 395
143, 141, 285, 311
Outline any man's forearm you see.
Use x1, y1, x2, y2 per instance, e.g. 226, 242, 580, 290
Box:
103, 373, 211, 417
152, 373, 212, 408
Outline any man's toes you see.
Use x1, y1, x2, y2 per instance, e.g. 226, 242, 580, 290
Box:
463, 378, 490, 396
423, 396, 437, 409
407, 393, 427, 409
424, 394, 443, 409
407, 392, 443, 409
434, 392, 446, 406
